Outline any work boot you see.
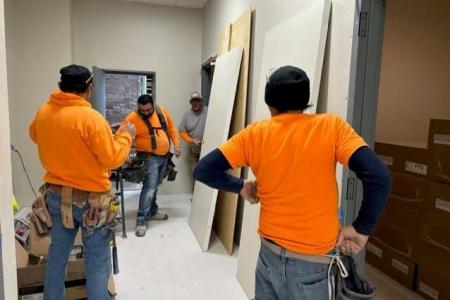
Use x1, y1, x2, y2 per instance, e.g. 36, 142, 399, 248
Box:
135, 224, 146, 237
151, 212, 168, 221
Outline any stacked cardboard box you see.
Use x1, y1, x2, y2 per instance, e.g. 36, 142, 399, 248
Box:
416, 119, 450, 300
367, 119, 450, 300
15, 225, 116, 300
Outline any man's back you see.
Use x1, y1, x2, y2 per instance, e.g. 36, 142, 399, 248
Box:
220, 113, 366, 254
30, 91, 132, 192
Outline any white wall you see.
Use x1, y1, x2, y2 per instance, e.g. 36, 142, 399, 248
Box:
6, 0, 202, 204
375, 0, 450, 148
72, 0, 202, 194
6, 0, 72, 205
1, 0, 17, 298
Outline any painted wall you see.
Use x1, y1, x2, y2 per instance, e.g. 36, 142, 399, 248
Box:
0, 0, 17, 298
5, 0, 72, 206
375, 0, 450, 148
6, 0, 202, 206
71, 0, 202, 194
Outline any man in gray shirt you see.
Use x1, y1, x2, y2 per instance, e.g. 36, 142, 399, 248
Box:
179, 92, 208, 186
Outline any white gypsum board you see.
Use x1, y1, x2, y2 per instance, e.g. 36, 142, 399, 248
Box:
236, 0, 331, 298
188, 47, 243, 251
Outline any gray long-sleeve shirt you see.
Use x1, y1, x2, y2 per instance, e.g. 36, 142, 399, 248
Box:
178, 106, 208, 154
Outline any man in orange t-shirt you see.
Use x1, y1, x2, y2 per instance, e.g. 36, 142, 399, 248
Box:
193, 66, 390, 300
30, 64, 135, 300
122, 94, 181, 237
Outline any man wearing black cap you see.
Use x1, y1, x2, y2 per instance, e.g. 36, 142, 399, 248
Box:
30, 64, 135, 299
179, 91, 208, 186
193, 65, 390, 299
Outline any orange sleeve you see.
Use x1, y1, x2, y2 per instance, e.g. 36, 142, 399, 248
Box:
163, 107, 180, 146
219, 126, 252, 169
180, 131, 193, 143
335, 115, 367, 166
89, 119, 132, 169
29, 118, 37, 144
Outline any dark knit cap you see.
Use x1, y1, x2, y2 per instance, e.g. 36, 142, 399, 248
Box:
264, 66, 310, 112
59, 64, 92, 93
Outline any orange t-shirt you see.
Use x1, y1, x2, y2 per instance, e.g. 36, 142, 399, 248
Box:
123, 107, 180, 155
29, 91, 132, 192
219, 113, 367, 255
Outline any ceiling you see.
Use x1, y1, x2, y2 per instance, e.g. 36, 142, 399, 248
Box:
121, 0, 209, 9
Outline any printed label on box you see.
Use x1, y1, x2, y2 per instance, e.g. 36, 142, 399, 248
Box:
20, 294, 43, 300
434, 134, 450, 146
378, 155, 393, 166
436, 198, 450, 213
405, 161, 428, 176
367, 242, 383, 258
391, 258, 409, 275
419, 282, 440, 300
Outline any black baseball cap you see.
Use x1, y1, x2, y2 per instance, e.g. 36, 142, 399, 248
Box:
59, 64, 93, 93
264, 66, 310, 112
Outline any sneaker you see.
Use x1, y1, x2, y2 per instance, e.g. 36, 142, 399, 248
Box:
151, 212, 169, 221
135, 224, 146, 237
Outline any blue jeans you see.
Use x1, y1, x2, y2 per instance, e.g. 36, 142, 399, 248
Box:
137, 155, 168, 225
255, 242, 329, 300
44, 190, 111, 300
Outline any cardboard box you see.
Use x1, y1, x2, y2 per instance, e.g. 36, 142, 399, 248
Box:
390, 171, 430, 208
381, 198, 423, 235
427, 181, 450, 215
420, 211, 450, 253
375, 142, 431, 178
416, 242, 450, 300
16, 239, 29, 268
372, 220, 420, 261
428, 119, 450, 185
366, 239, 417, 290
17, 259, 85, 288
19, 280, 86, 300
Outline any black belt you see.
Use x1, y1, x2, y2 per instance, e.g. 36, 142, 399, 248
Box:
137, 152, 168, 159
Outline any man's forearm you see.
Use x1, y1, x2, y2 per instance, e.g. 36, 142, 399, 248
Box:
193, 149, 243, 193
349, 146, 391, 235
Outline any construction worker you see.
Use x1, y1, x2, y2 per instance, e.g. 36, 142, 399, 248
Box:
29, 64, 135, 300
122, 94, 181, 237
179, 91, 208, 185
193, 66, 391, 300
179, 91, 207, 152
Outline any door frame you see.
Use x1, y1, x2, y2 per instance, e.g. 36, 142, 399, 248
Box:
341, 0, 386, 267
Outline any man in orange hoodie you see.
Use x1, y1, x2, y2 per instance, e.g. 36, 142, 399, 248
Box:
122, 94, 181, 237
30, 64, 135, 300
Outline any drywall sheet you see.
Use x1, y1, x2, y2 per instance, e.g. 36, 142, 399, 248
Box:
214, 8, 252, 255
236, 1, 331, 297
189, 47, 243, 251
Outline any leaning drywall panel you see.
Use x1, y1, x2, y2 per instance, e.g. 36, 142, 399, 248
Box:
189, 47, 243, 251
236, 0, 331, 297
214, 8, 252, 255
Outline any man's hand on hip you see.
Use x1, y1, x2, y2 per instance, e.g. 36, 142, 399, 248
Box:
240, 180, 259, 204
336, 225, 368, 255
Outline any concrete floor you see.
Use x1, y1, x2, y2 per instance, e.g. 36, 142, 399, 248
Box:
113, 191, 425, 300
114, 191, 247, 300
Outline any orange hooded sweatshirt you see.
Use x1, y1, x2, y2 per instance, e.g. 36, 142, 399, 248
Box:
29, 91, 132, 192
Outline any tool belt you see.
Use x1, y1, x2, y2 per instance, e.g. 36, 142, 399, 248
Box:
31, 183, 120, 236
